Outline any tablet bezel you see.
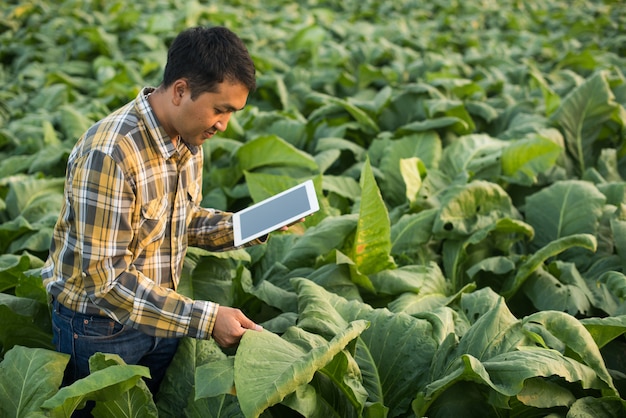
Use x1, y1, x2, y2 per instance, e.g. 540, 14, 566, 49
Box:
232, 179, 319, 247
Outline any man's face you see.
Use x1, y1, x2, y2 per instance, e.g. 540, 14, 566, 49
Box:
173, 80, 249, 147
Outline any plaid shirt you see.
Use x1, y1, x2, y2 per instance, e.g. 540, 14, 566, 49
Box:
42, 87, 257, 340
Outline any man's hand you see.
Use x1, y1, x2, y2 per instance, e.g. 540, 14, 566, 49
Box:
212, 306, 262, 347
279, 218, 306, 231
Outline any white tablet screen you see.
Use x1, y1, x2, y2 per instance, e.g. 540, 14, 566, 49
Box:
233, 180, 319, 246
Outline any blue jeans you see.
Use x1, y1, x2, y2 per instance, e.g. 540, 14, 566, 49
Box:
51, 298, 180, 396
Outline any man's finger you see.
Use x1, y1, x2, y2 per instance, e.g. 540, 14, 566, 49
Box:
242, 320, 263, 332
239, 315, 263, 332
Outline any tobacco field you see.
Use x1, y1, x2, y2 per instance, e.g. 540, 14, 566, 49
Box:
1, 0, 626, 416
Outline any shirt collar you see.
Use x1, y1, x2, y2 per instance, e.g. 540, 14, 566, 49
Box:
135, 87, 201, 158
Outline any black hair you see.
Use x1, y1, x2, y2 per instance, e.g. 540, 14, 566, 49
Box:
162, 26, 256, 99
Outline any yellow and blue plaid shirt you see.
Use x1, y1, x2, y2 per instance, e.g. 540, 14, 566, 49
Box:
42, 87, 256, 340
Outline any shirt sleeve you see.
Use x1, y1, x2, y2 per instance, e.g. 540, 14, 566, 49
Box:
187, 205, 268, 251
71, 150, 218, 339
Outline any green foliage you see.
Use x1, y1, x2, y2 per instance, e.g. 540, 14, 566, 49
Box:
2, 0, 626, 416
0, 347, 155, 418
0, 346, 67, 417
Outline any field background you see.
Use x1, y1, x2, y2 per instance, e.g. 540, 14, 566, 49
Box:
2, 0, 626, 417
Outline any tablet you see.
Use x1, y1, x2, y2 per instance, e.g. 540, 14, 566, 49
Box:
233, 179, 319, 247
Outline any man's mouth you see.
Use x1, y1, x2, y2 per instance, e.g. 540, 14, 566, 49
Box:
203, 130, 216, 139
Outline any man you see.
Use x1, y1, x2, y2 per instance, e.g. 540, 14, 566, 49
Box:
42, 26, 269, 400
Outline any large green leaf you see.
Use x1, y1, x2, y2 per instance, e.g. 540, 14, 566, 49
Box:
454, 295, 526, 361
57, 104, 94, 141
424, 99, 475, 135
567, 396, 626, 418
236, 135, 318, 173
183, 392, 242, 418
500, 135, 563, 186
377, 84, 434, 131
90, 353, 158, 418
0, 253, 31, 292
369, 263, 440, 297
244, 233, 296, 286
580, 315, 626, 351
314, 349, 369, 416
308, 92, 380, 135
439, 134, 505, 180
417, 380, 504, 418
587, 271, 626, 317
433, 180, 518, 239
282, 214, 358, 270
0, 346, 68, 418
414, 289, 617, 416
397, 117, 469, 135
157, 338, 231, 418
293, 278, 438, 417
501, 233, 597, 299
280, 326, 369, 418
390, 209, 437, 260
241, 171, 319, 205
522, 310, 617, 394
279, 384, 343, 418
28, 142, 73, 176
179, 250, 242, 306
0, 155, 36, 178
8, 224, 56, 254
415, 349, 614, 417
287, 24, 327, 51
0, 293, 53, 355
351, 158, 395, 287
484, 348, 614, 395
321, 175, 361, 201
386, 263, 469, 315
378, 132, 441, 206
239, 266, 297, 313
443, 217, 534, 291
528, 64, 561, 116
516, 378, 576, 408
525, 180, 605, 252
523, 261, 594, 316
41, 360, 150, 415
3, 175, 65, 220
315, 137, 366, 162
194, 358, 235, 399
240, 111, 309, 151
305, 263, 362, 303
400, 157, 426, 208
550, 71, 621, 174
233, 321, 368, 418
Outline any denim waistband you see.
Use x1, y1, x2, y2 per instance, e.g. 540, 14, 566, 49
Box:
50, 295, 111, 320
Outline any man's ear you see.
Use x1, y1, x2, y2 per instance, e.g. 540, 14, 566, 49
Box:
172, 79, 188, 105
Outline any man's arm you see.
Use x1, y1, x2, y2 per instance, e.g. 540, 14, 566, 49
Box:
187, 206, 268, 250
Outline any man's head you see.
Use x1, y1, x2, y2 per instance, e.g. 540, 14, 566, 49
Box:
149, 26, 255, 147
162, 26, 256, 99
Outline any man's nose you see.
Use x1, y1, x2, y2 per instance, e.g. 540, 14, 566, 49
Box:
215, 113, 232, 132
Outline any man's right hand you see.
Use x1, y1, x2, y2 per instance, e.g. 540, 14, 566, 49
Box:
211, 306, 262, 347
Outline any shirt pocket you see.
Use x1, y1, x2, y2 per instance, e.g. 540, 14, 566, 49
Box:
138, 196, 168, 248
